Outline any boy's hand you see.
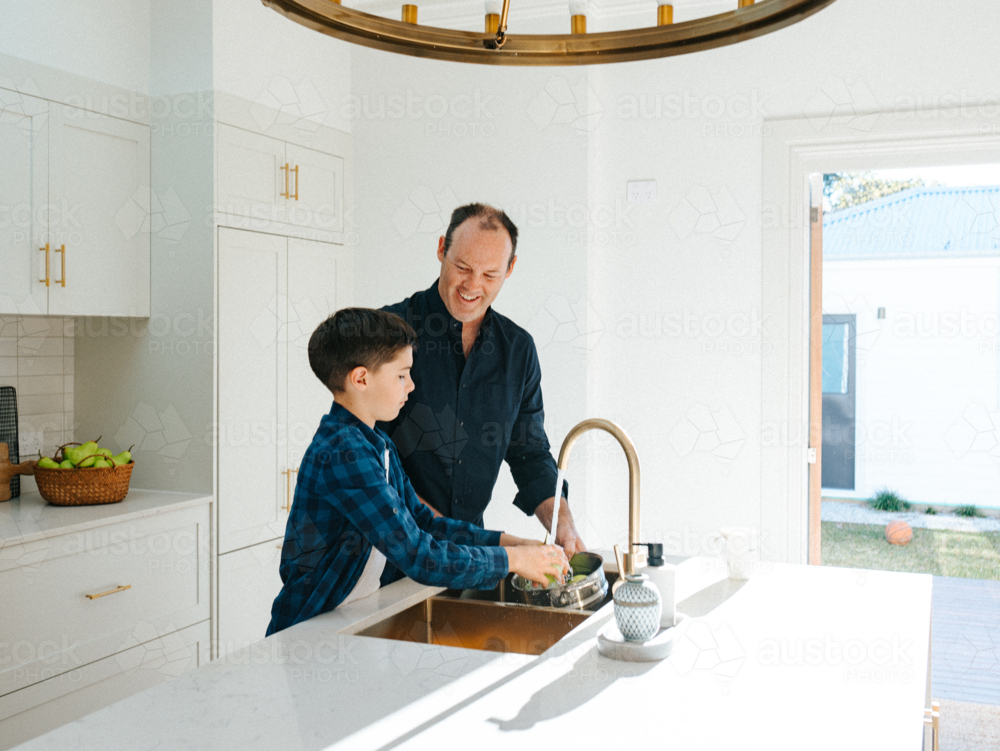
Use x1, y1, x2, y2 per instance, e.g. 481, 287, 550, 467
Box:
504, 544, 570, 587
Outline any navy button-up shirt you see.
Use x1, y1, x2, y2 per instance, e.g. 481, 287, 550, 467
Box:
266, 401, 508, 637
380, 280, 565, 527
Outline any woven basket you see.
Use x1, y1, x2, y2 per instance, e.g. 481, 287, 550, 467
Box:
33, 461, 135, 505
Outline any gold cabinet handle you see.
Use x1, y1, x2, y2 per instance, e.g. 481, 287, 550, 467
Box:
39, 243, 50, 286
924, 701, 940, 751
280, 162, 290, 199
281, 468, 298, 512
292, 165, 299, 201
55, 244, 66, 287
86, 584, 132, 600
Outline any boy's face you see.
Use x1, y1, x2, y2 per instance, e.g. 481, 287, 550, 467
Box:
366, 347, 415, 423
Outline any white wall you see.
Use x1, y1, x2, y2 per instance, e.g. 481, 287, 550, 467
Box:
212, 0, 353, 134
824, 258, 1000, 508
0, 0, 150, 94
348, 0, 1000, 559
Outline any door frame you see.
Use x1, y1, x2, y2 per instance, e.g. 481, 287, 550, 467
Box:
762, 109, 1000, 565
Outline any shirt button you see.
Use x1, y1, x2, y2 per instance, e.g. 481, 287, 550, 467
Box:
459, 421, 464, 427
393, 508, 398, 514
457, 459, 462, 466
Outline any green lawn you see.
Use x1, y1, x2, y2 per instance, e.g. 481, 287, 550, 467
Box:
821, 522, 1000, 581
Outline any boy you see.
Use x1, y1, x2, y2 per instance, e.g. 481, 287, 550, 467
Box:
266, 308, 569, 636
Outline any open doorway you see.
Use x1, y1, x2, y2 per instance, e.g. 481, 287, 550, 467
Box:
811, 164, 1000, 708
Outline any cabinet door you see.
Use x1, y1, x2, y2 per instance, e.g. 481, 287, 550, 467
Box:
47, 104, 150, 316
216, 124, 286, 230
286, 143, 344, 237
286, 239, 353, 474
218, 228, 288, 554
217, 540, 284, 658
0, 91, 48, 315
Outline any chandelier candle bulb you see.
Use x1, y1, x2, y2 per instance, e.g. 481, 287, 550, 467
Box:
485, 0, 501, 32
569, 0, 588, 33
657, 2, 673, 25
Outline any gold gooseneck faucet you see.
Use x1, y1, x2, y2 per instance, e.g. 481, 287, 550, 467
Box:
557, 419, 644, 575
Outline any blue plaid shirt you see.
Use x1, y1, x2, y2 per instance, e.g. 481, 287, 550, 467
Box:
266, 401, 509, 636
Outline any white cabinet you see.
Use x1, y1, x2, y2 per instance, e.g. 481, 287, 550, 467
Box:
47, 105, 150, 316
217, 228, 351, 555
216, 124, 344, 238
0, 501, 210, 749
217, 539, 284, 657
0, 91, 47, 316
0, 91, 150, 317
217, 228, 288, 554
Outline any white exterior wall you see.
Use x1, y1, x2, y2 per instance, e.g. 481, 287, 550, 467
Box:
823, 258, 1000, 509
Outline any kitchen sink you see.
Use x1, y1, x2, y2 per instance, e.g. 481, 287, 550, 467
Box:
354, 572, 619, 656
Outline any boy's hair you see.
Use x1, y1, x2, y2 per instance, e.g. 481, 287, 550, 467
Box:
309, 308, 418, 394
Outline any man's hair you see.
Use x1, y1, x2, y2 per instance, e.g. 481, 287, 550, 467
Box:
442, 203, 519, 269
308, 308, 418, 394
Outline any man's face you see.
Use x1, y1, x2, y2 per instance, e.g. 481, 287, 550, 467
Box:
437, 219, 516, 324
367, 347, 415, 423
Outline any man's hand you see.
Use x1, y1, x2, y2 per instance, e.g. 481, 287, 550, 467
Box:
504, 544, 570, 587
415, 493, 443, 518
533, 496, 587, 558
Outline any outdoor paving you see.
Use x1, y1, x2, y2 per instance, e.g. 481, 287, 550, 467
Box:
933, 576, 1000, 706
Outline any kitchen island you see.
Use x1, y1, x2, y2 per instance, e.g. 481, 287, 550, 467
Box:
10, 556, 933, 751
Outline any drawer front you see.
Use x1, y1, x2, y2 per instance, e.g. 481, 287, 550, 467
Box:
0, 620, 208, 750
217, 540, 284, 658
0, 504, 210, 696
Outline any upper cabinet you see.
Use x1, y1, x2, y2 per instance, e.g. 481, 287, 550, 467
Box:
216, 124, 344, 240
0, 90, 150, 317
0, 92, 48, 316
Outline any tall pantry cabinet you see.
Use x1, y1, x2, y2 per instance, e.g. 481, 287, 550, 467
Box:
214, 113, 352, 657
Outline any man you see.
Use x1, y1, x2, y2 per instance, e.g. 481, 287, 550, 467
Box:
379, 203, 586, 557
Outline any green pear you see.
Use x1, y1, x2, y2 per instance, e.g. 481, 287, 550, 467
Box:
78, 455, 99, 468
111, 450, 132, 467
96, 448, 113, 459
64, 446, 85, 465
58, 459, 74, 469
37, 457, 60, 469
93, 458, 112, 469
78, 440, 99, 456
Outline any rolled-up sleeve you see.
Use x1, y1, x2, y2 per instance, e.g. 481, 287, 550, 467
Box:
505, 340, 568, 516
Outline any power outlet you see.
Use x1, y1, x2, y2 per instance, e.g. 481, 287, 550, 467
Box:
627, 179, 657, 204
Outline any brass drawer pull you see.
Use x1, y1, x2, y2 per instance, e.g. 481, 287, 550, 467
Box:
55, 244, 66, 287
280, 162, 290, 198
86, 584, 132, 600
291, 165, 299, 200
281, 468, 299, 512
39, 243, 50, 286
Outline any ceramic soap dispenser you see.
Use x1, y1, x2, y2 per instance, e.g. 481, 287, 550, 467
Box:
614, 572, 661, 642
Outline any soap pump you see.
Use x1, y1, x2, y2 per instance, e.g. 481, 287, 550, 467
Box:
638, 543, 676, 628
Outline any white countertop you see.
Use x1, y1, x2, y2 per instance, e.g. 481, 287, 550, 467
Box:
11, 556, 933, 751
0, 489, 213, 548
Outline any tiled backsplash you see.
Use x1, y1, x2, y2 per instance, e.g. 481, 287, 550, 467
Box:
0, 316, 74, 493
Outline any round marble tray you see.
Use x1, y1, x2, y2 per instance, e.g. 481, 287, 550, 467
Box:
597, 613, 690, 662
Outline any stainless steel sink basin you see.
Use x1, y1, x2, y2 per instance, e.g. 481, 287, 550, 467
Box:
354, 571, 620, 656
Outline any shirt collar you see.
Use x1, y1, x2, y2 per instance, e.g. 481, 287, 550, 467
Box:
328, 400, 388, 452
426, 278, 495, 333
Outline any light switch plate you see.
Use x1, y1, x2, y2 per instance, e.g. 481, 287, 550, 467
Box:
627, 179, 657, 204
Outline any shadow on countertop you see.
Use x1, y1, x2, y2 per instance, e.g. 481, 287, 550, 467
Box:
486, 645, 657, 732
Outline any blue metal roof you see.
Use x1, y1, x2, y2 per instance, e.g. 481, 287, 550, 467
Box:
823, 185, 1000, 260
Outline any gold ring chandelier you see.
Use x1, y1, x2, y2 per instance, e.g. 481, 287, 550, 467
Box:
262, 0, 836, 66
